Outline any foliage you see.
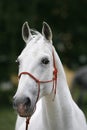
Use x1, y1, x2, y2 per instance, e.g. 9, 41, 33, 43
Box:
0, 88, 15, 107
0, 0, 87, 81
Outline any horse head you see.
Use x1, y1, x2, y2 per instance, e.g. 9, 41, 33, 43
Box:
13, 22, 57, 118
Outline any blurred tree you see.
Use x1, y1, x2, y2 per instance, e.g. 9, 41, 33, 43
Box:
0, 0, 87, 81
36, 0, 87, 69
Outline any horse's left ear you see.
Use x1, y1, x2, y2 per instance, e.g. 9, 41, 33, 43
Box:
22, 21, 32, 44
42, 22, 52, 42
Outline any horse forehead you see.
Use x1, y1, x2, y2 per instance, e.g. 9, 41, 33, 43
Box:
20, 42, 51, 59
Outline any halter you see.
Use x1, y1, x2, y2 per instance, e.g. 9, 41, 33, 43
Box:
18, 49, 58, 130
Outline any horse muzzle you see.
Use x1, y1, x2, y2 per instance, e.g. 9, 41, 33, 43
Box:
13, 97, 34, 117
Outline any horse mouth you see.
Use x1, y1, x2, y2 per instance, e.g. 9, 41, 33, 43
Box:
16, 104, 35, 118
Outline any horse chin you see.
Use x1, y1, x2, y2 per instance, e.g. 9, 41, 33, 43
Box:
18, 112, 32, 118
18, 110, 34, 118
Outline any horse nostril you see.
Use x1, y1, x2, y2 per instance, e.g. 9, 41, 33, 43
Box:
24, 97, 31, 107
13, 97, 31, 110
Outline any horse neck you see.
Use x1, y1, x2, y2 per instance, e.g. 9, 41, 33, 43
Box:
41, 48, 73, 129
41, 93, 64, 130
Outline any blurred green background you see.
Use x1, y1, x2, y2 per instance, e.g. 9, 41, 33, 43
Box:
0, 0, 87, 130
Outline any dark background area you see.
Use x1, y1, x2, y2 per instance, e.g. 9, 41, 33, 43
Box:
0, 0, 87, 82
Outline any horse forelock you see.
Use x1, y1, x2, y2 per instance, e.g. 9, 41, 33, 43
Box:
28, 29, 52, 46
29, 29, 42, 43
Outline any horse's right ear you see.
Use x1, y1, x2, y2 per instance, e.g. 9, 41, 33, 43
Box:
22, 22, 31, 44
42, 22, 52, 42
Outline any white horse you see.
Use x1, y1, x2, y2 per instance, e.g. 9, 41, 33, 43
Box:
13, 22, 87, 130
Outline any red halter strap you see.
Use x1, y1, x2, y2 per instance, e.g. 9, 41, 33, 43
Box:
18, 49, 57, 130
18, 50, 57, 101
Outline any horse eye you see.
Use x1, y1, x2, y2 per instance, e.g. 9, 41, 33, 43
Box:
41, 57, 49, 65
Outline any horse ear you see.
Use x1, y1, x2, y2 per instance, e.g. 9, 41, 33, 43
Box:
22, 22, 31, 44
42, 22, 52, 42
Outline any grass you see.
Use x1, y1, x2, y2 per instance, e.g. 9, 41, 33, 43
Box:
0, 107, 16, 130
